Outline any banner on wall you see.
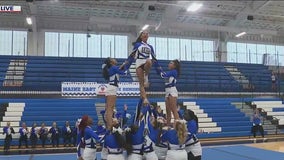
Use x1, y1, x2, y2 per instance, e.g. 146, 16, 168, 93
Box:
61, 82, 97, 96
61, 82, 140, 97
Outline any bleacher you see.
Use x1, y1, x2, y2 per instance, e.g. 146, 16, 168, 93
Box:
0, 55, 274, 92
253, 100, 284, 126
193, 98, 252, 138
0, 99, 98, 146
1, 97, 283, 147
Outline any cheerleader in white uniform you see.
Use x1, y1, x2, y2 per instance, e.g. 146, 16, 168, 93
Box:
104, 118, 132, 160
125, 119, 145, 160
102, 57, 128, 130
156, 59, 181, 125
128, 30, 156, 105
78, 115, 100, 160
161, 120, 188, 160
143, 112, 164, 160
184, 109, 202, 160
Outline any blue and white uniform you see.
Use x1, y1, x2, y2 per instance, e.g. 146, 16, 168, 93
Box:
160, 69, 178, 97
19, 126, 29, 148
96, 125, 107, 160
185, 120, 202, 158
104, 130, 125, 160
76, 132, 85, 159
106, 66, 127, 96
30, 126, 38, 148
143, 116, 161, 160
49, 126, 60, 147
132, 42, 155, 68
82, 126, 100, 160
161, 129, 187, 160
3, 126, 15, 151
127, 121, 145, 160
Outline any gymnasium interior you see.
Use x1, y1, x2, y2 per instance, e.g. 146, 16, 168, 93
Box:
0, 0, 284, 160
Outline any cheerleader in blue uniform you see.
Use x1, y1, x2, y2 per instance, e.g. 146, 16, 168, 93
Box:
161, 120, 188, 160
3, 122, 15, 152
38, 122, 48, 148
155, 59, 181, 125
30, 122, 38, 149
76, 118, 85, 160
125, 118, 146, 160
102, 57, 128, 130
19, 122, 29, 148
184, 109, 202, 160
49, 121, 60, 147
143, 111, 166, 160
104, 117, 132, 160
78, 115, 100, 160
127, 30, 156, 105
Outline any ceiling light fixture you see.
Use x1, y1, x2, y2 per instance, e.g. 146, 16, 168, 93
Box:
235, 32, 247, 37
187, 2, 203, 12
26, 17, 32, 25
142, 24, 149, 31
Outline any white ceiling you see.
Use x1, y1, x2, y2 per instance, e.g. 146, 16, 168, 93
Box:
1, 0, 284, 40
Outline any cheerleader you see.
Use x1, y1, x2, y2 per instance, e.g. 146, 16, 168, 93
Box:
125, 119, 145, 160
161, 120, 188, 160
76, 118, 85, 160
49, 121, 60, 147
127, 30, 156, 105
184, 109, 202, 160
78, 115, 100, 160
38, 122, 48, 148
104, 118, 132, 160
156, 59, 181, 125
3, 122, 15, 152
102, 57, 128, 130
19, 122, 29, 148
143, 113, 164, 160
96, 120, 107, 160
62, 121, 72, 147
30, 122, 38, 148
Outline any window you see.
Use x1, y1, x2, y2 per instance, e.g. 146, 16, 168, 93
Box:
59, 33, 73, 57
168, 38, 180, 60
155, 37, 168, 60
88, 34, 101, 57
45, 32, 59, 56
227, 42, 284, 66
180, 39, 192, 61
101, 35, 114, 58
203, 40, 214, 61
227, 42, 237, 62
114, 35, 127, 58
12, 31, 27, 56
236, 43, 246, 63
45, 32, 128, 58
0, 30, 27, 56
74, 33, 87, 57
192, 40, 203, 61
149, 36, 214, 61
247, 44, 257, 64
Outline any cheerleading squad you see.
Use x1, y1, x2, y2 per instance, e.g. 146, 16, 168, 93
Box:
75, 30, 202, 160
77, 106, 202, 160
2, 121, 78, 152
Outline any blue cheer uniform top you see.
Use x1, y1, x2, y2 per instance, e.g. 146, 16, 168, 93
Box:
132, 41, 155, 68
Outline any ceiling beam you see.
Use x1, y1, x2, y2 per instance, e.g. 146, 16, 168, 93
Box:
89, 15, 278, 36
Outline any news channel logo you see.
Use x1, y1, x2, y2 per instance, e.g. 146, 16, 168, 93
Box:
0, 6, 21, 12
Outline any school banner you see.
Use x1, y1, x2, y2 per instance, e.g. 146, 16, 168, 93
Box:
96, 82, 140, 96
61, 82, 97, 96
61, 82, 140, 97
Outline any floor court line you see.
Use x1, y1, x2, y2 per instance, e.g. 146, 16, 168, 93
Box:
1, 143, 284, 160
